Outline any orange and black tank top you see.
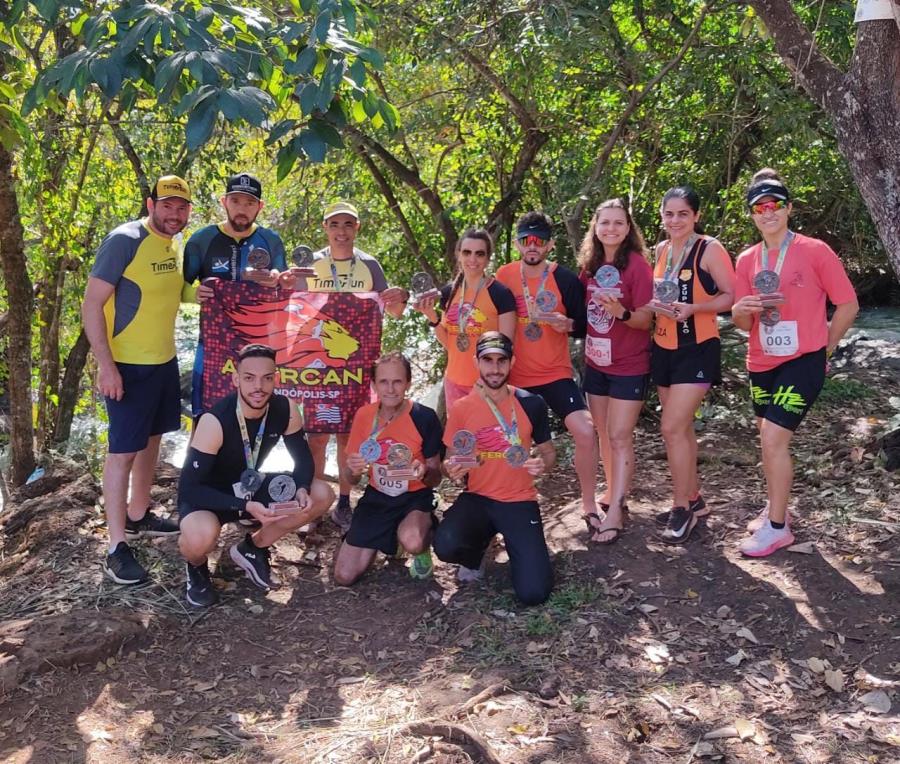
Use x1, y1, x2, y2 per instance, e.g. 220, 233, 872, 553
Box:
653, 237, 720, 350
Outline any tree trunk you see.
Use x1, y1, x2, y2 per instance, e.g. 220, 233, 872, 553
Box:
0, 144, 35, 485
747, 4, 900, 279
53, 328, 90, 445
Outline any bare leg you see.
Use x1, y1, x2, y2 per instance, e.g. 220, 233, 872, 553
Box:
588, 394, 612, 507
333, 543, 378, 586
759, 419, 794, 524
564, 409, 599, 516
103, 451, 138, 548
658, 384, 708, 509
179, 511, 222, 566
397, 510, 434, 555
127, 434, 162, 521
335, 433, 351, 498
307, 433, 330, 480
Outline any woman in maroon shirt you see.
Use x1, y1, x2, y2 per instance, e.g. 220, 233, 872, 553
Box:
577, 199, 654, 544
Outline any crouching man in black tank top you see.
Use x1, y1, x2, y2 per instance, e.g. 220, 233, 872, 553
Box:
177, 344, 334, 607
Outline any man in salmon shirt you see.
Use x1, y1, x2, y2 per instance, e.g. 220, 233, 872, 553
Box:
333, 351, 443, 584
495, 212, 598, 520
434, 332, 556, 605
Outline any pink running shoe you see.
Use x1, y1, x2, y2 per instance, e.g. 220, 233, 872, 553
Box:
740, 520, 795, 557
747, 503, 790, 533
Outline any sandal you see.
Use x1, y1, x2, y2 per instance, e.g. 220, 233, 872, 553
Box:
592, 526, 624, 546
583, 512, 603, 535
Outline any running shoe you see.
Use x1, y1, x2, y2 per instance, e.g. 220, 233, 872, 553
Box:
330, 502, 353, 533
746, 502, 792, 533
409, 551, 434, 580
659, 505, 698, 544
740, 521, 794, 558
185, 561, 219, 608
655, 495, 708, 527
103, 542, 149, 585
125, 509, 180, 539
230, 535, 273, 590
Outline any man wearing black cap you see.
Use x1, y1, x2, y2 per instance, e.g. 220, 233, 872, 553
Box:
82, 174, 193, 585
495, 211, 598, 523
183, 172, 291, 417
434, 331, 556, 605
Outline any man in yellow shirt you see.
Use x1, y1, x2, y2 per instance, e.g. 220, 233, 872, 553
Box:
82, 175, 192, 585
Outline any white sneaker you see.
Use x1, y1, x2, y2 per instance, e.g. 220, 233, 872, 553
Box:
457, 562, 485, 583
747, 502, 790, 533
740, 520, 794, 558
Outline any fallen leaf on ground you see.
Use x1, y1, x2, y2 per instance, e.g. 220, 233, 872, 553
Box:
807, 657, 826, 674
644, 644, 670, 664
726, 649, 749, 666
735, 627, 758, 645
859, 689, 891, 714
704, 725, 739, 740
637, 604, 658, 615
787, 542, 815, 554
734, 718, 755, 741
824, 669, 845, 693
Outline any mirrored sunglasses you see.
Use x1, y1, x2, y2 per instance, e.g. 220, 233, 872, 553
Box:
750, 199, 788, 215
517, 234, 549, 247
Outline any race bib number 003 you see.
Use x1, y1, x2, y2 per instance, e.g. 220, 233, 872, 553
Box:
760, 320, 799, 357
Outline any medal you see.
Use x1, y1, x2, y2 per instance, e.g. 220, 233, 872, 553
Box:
524, 322, 543, 341
504, 444, 528, 467
360, 438, 382, 463
760, 307, 781, 327
456, 334, 470, 351
456, 278, 486, 350
411, 272, 434, 295
239, 469, 264, 494
753, 269, 780, 294
247, 247, 270, 270
534, 289, 557, 313
268, 474, 297, 503
387, 443, 412, 469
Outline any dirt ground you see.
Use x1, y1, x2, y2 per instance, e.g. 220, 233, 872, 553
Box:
1, 355, 898, 764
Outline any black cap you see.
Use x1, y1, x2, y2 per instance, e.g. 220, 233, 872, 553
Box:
475, 331, 513, 359
516, 219, 552, 241
225, 173, 262, 200
747, 180, 790, 207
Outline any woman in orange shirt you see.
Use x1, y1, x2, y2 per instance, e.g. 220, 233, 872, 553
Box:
414, 229, 516, 408
649, 187, 735, 544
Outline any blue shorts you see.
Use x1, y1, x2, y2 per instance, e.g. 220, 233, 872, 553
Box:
105, 357, 181, 453
582, 367, 649, 401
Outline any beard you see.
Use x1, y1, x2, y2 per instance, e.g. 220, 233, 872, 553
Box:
149, 209, 187, 235
227, 211, 257, 233
480, 373, 509, 390
239, 388, 271, 412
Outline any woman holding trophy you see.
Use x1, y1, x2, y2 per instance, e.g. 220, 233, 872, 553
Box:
731, 169, 857, 557
576, 199, 654, 544
413, 229, 516, 408
649, 187, 735, 544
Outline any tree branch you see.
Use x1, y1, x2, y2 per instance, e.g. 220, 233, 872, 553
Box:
745, 0, 847, 114
564, 3, 710, 249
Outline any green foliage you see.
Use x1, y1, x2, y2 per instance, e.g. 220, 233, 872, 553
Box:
818, 376, 873, 405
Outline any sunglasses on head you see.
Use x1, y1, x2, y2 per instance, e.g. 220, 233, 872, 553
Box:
518, 234, 549, 247
750, 199, 788, 215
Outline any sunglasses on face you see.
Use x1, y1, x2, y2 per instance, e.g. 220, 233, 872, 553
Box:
750, 199, 788, 215
518, 235, 549, 247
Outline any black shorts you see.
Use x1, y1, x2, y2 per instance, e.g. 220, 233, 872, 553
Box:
345, 486, 436, 555
582, 367, 649, 401
749, 349, 825, 432
179, 472, 298, 525
523, 378, 587, 420
651, 338, 721, 387
105, 357, 181, 453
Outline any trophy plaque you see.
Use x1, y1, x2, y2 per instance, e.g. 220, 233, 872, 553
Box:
290, 244, 316, 275
268, 474, 300, 515
753, 269, 785, 309
244, 247, 272, 282
451, 430, 479, 468
411, 272, 441, 302
239, 468, 264, 496
594, 265, 623, 299
649, 279, 679, 318
385, 443, 417, 479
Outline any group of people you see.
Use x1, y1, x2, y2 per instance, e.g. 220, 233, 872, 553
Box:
82, 167, 858, 609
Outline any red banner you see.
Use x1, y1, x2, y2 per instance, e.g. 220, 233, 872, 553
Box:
201, 281, 383, 432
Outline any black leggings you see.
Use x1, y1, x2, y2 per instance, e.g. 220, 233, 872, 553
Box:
434, 492, 553, 606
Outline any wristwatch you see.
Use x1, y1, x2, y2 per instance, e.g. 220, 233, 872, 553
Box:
620, 309, 632, 322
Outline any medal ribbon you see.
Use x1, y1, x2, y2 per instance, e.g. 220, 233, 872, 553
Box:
756, 230, 794, 278
368, 401, 407, 443
520, 262, 552, 322
236, 399, 268, 471
456, 276, 487, 338
327, 249, 356, 292
662, 234, 697, 282
478, 384, 521, 446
